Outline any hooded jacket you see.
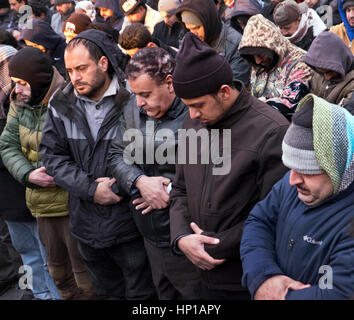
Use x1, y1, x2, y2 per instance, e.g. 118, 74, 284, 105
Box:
230, 0, 261, 34
169, 81, 289, 291
20, 19, 67, 79
152, 20, 187, 49
241, 95, 354, 299
0, 67, 68, 218
94, 0, 124, 31
176, 0, 222, 46
330, 0, 354, 53
40, 30, 140, 248
239, 14, 312, 112
51, 2, 75, 36
304, 31, 354, 108
176, 0, 250, 85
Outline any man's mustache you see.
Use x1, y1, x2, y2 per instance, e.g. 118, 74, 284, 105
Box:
296, 184, 309, 193
74, 81, 89, 87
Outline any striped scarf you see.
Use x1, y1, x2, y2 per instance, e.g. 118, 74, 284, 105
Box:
297, 94, 354, 193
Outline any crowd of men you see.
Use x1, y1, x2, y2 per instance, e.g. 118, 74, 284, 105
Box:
0, 0, 353, 301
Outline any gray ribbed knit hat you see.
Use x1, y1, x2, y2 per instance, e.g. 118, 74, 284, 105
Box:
282, 98, 324, 174
343, 0, 354, 11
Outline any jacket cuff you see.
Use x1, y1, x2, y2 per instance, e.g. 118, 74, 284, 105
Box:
248, 265, 284, 299
172, 234, 189, 256
87, 181, 99, 202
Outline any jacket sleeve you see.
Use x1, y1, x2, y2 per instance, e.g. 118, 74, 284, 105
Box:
40, 105, 98, 202
240, 177, 286, 298
202, 125, 289, 259
0, 103, 35, 186
107, 117, 145, 196
169, 163, 193, 245
268, 61, 313, 109
228, 47, 251, 86
285, 234, 354, 300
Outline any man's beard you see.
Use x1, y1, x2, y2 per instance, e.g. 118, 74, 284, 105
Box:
14, 95, 30, 106
73, 72, 107, 100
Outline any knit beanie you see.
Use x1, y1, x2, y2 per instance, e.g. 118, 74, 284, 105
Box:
62, 13, 92, 34
119, 0, 143, 15
0, 0, 10, 9
172, 32, 233, 99
343, 0, 354, 11
282, 97, 323, 175
181, 11, 203, 26
273, 0, 301, 27
8, 47, 53, 105
283, 94, 354, 193
158, 0, 180, 14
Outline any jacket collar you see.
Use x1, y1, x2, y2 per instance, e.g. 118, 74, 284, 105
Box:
138, 96, 186, 120
51, 74, 131, 119
208, 80, 250, 129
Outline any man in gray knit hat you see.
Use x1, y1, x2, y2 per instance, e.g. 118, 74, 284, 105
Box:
240, 94, 354, 300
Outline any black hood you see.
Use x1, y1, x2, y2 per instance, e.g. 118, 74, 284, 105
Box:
303, 31, 354, 78
175, 0, 222, 46
8, 46, 53, 105
74, 29, 126, 87
20, 18, 65, 53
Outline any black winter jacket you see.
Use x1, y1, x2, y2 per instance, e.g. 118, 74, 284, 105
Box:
108, 97, 188, 247
40, 83, 141, 248
40, 30, 140, 248
152, 21, 187, 49
169, 81, 289, 291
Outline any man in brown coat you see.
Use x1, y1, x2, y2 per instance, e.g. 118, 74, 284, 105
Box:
170, 32, 290, 299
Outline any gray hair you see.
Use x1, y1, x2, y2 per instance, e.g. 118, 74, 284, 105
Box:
125, 46, 175, 85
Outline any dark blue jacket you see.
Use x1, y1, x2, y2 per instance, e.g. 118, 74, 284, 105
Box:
240, 171, 354, 300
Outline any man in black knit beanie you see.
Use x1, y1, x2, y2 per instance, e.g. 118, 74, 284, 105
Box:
0, 47, 97, 300
169, 32, 289, 299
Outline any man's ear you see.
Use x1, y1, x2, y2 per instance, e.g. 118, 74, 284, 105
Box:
98, 56, 109, 72
218, 84, 231, 101
165, 74, 174, 93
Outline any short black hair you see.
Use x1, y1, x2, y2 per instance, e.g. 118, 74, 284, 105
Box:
28, 0, 49, 18
118, 22, 152, 50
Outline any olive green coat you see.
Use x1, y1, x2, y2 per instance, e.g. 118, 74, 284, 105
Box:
0, 68, 68, 217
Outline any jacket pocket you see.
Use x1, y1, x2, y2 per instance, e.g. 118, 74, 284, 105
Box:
129, 194, 170, 246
